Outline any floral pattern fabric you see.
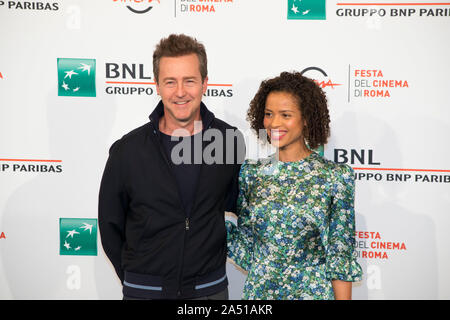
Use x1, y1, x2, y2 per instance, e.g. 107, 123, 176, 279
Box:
226, 152, 363, 300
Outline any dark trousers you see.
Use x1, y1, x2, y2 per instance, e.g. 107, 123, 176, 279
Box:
123, 288, 229, 300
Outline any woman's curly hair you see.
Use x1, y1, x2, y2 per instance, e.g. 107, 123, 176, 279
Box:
247, 71, 330, 150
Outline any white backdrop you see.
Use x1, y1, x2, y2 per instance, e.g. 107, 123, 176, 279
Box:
1, 0, 449, 299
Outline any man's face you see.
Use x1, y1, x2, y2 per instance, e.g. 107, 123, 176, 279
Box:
156, 54, 208, 130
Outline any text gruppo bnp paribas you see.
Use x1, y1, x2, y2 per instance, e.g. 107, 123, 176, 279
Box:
337, 7, 450, 17
1, 162, 62, 173
334, 149, 450, 184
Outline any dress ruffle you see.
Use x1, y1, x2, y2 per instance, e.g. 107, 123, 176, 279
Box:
326, 253, 363, 282
226, 220, 253, 271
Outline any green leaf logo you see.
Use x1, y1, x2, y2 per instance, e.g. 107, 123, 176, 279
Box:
59, 218, 97, 256
57, 58, 96, 97
287, 0, 326, 20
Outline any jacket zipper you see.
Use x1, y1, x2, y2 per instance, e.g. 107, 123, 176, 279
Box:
149, 120, 191, 299
148, 116, 214, 298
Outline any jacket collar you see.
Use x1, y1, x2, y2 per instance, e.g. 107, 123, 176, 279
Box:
148, 100, 215, 133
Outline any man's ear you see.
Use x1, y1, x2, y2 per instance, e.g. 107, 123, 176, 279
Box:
202, 76, 209, 94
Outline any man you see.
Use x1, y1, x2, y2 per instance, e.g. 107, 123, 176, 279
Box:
98, 34, 244, 300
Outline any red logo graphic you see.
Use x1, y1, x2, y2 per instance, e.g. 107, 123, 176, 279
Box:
0, 72, 3, 79
300, 67, 342, 89
315, 79, 342, 89
113, 0, 160, 14
0, 232, 5, 239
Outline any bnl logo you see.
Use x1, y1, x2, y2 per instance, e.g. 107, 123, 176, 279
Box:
288, 0, 326, 20
334, 149, 381, 165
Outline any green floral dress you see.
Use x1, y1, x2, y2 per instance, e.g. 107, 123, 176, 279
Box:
226, 152, 363, 300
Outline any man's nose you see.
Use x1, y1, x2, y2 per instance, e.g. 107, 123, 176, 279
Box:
176, 83, 186, 97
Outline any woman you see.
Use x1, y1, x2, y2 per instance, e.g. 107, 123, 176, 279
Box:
226, 71, 362, 300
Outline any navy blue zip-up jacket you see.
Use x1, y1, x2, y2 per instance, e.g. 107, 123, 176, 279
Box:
98, 101, 244, 299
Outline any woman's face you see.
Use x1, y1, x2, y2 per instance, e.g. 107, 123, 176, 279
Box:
263, 91, 307, 151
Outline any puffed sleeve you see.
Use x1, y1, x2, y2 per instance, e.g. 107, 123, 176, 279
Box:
325, 164, 363, 281
226, 161, 255, 271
